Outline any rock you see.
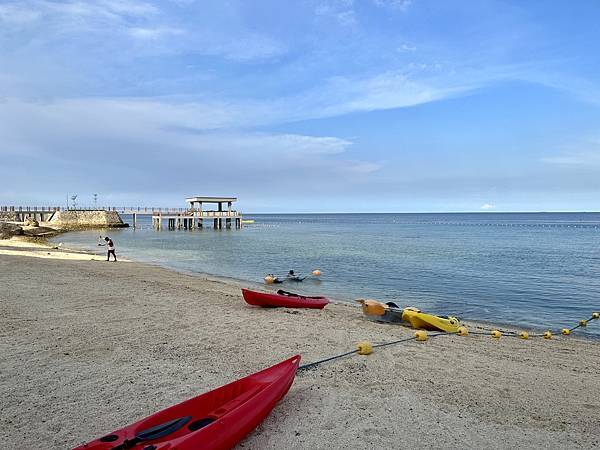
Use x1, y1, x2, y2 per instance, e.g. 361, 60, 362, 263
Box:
22, 226, 60, 237
0, 222, 23, 239
24, 218, 40, 227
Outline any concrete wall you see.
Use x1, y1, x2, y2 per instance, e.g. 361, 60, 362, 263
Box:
48, 210, 128, 229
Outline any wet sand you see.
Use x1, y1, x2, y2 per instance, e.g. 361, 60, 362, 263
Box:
1, 238, 599, 449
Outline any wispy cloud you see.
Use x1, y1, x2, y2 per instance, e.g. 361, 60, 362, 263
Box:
1, 0, 158, 25
1, 0, 600, 209
542, 152, 600, 166
129, 27, 184, 40
315, 1, 358, 27
0, 97, 379, 198
541, 138, 600, 166
372, 0, 412, 11
397, 43, 417, 53
0, 3, 42, 24
480, 203, 495, 210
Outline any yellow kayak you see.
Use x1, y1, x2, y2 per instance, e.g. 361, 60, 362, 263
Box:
401, 307, 460, 333
357, 300, 460, 332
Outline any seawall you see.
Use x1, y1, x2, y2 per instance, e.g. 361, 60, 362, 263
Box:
48, 210, 128, 230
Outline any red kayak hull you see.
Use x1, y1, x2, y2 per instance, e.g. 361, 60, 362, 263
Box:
73, 355, 300, 450
242, 289, 329, 309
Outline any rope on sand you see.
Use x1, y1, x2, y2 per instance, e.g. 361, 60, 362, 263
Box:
298, 312, 599, 371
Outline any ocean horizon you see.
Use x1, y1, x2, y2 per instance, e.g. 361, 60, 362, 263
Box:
51, 212, 600, 337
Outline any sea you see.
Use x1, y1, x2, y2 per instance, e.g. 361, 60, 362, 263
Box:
50, 213, 600, 337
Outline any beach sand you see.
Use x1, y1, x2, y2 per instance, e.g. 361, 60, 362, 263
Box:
1, 239, 599, 449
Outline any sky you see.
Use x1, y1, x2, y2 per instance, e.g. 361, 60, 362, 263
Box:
1, 0, 600, 212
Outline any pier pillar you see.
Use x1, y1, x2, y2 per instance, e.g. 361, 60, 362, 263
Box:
214, 218, 218, 229
226, 218, 231, 229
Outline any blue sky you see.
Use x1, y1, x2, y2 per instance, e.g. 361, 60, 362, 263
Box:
1, 0, 600, 212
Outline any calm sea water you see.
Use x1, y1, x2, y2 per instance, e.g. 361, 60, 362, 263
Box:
51, 213, 600, 336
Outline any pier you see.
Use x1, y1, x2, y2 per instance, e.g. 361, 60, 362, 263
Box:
1, 197, 243, 230
151, 196, 242, 230
0, 206, 62, 223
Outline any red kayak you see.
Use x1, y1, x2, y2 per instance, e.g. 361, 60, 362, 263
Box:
73, 355, 300, 450
242, 288, 329, 309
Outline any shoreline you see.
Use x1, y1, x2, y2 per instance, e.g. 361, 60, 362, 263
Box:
1, 237, 599, 449
14, 235, 600, 339
43, 234, 600, 339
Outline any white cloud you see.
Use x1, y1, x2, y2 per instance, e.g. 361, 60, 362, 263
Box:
372, 0, 412, 11
480, 203, 495, 210
397, 44, 417, 53
129, 27, 184, 40
310, 71, 472, 118
336, 10, 357, 27
41, 0, 158, 20
315, 1, 357, 27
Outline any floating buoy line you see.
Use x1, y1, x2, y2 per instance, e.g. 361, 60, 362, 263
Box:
298, 312, 599, 371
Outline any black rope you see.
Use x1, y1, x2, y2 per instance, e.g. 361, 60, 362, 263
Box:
298, 349, 358, 371
298, 332, 449, 371
466, 314, 597, 338
298, 314, 598, 372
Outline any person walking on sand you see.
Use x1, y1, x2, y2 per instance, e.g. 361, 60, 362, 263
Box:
102, 236, 117, 261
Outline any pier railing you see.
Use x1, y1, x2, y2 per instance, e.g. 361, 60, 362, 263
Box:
0, 206, 242, 220
1, 206, 188, 214
1, 206, 63, 212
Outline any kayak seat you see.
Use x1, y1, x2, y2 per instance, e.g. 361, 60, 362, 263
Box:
110, 416, 193, 450
136, 416, 192, 441
135, 416, 192, 441
188, 417, 216, 431
277, 290, 300, 297
276, 290, 323, 300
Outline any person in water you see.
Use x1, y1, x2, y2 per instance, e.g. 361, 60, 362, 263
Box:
102, 236, 117, 261
287, 270, 296, 279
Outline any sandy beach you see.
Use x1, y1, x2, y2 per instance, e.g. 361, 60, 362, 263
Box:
1, 239, 599, 450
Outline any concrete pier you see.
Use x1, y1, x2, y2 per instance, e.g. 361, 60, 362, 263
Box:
151, 196, 242, 230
